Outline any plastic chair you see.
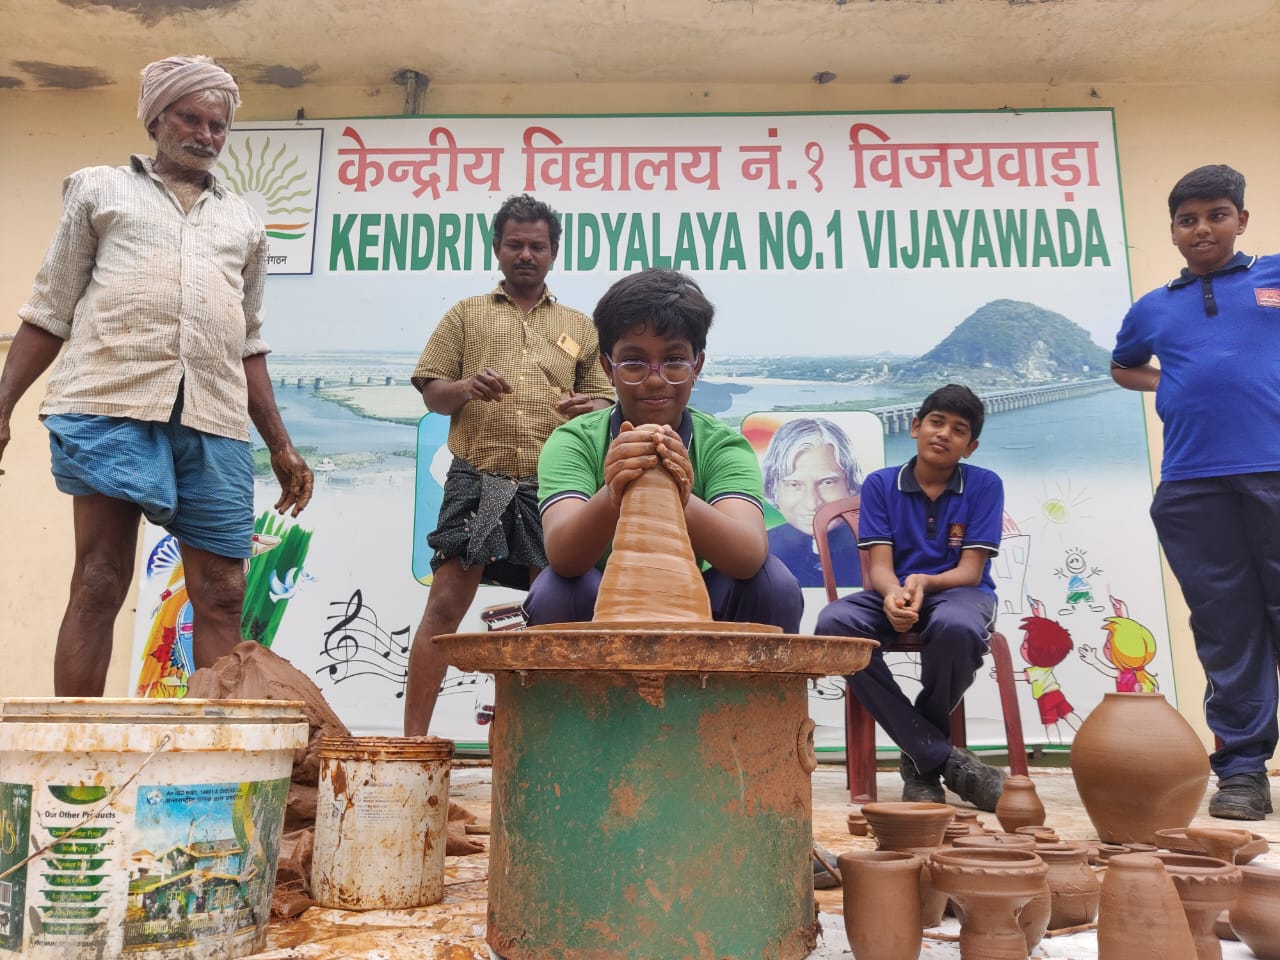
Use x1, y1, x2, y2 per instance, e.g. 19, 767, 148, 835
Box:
812, 495, 1028, 802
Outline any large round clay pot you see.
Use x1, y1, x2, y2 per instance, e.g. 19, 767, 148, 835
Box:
951, 832, 1050, 948
995, 775, 1046, 833
929, 848, 1048, 960
1070, 692, 1210, 844
1097, 853, 1196, 960
1152, 852, 1241, 960
1036, 841, 1100, 928
837, 850, 924, 960
1228, 863, 1280, 960
862, 801, 955, 928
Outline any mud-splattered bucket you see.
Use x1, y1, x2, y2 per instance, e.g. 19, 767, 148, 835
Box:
311, 736, 454, 910
0, 697, 308, 960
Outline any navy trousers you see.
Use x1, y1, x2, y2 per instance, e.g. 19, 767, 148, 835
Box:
523, 553, 804, 633
816, 586, 995, 774
1151, 472, 1280, 780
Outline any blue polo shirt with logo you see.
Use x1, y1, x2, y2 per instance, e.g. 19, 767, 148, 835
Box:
856, 458, 1003, 597
1112, 251, 1280, 482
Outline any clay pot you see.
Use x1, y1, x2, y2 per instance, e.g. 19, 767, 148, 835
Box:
1070, 692, 1210, 845
953, 809, 986, 835
1036, 841, 1100, 928
995, 775, 1045, 833
1015, 824, 1059, 843
929, 847, 1048, 960
593, 450, 712, 623
862, 801, 954, 929
847, 812, 869, 836
948, 833, 1049, 949
952, 833, 1034, 851
861, 801, 955, 851
1152, 852, 1241, 960
1156, 826, 1268, 864
837, 850, 924, 960
1228, 863, 1280, 960
1097, 853, 1196, 960
1185, 825, 1269, 864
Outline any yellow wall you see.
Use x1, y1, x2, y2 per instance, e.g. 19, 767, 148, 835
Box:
3, 79, 1278, 763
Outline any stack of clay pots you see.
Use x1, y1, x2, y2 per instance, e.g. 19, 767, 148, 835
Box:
834, 734, 1279, 960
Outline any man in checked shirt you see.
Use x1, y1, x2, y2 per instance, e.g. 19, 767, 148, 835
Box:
0, 56, 312, 696
403, 194, 613, 736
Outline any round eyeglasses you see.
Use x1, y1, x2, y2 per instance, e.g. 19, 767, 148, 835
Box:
609, 356, 699, 386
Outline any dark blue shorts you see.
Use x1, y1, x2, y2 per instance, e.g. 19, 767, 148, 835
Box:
44, 406, 254, 560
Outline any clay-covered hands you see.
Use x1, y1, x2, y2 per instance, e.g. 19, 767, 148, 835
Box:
270, 445, 314, 517
603, 422, 694, 508
465, 367, 513, 403
652, 427, 693, 506
604, 422, 661, 507
883, 574, 925, 633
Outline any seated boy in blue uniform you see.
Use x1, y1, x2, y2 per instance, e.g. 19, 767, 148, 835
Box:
815, 384, 1007, 811
524, 268, 803, 632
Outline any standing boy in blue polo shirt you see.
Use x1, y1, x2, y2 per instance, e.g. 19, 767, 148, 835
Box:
1111, 164, 1280, 821
816, 384, 1007, 811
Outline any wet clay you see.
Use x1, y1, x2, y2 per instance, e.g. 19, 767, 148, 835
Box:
592, 440, 712, 623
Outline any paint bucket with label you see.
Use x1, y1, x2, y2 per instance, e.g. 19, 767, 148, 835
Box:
311, 735, 454, 910
0, 697, 308, 960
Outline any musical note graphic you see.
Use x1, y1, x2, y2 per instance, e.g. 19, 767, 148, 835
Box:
316, 589, 412, 698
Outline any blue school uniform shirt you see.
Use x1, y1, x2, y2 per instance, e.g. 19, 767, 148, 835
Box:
1112, 251, 1280, 482
856, 459, 1003, 596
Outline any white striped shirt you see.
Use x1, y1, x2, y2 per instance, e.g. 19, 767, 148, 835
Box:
20, 155, 269, 441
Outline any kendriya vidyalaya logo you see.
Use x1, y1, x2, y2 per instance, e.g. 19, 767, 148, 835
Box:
217, 133, 319, 256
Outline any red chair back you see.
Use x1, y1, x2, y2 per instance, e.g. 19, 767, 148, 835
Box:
812, 495, 867, 602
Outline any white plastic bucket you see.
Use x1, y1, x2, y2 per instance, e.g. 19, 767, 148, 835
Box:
311, 736, 453, 910
0, 697, 308, 960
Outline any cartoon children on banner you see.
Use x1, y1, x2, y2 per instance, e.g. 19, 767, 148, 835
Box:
1013, 596, 1081, 743
1079, 592, 1160, 693
1053, 545, 1106, 616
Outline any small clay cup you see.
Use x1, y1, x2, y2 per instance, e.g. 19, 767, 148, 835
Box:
838, 850, 925, 960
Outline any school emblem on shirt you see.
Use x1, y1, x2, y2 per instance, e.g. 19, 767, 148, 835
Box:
1256, 288, 1280, 308
948, 522, 966, 548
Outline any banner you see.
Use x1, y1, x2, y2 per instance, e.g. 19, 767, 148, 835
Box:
129, 110, 1166, 759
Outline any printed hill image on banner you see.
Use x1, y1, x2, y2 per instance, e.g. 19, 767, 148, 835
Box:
127, 109, 1167, 758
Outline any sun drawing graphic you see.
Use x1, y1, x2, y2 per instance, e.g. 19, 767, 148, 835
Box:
217, 136, 315, 241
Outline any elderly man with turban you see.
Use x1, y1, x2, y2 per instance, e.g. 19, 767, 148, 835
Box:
0, 55, 312, 696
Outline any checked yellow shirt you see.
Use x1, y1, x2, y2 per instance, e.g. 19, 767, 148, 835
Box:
412, 285, 613, 477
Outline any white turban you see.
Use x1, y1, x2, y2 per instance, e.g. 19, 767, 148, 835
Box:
138, 55, 240, 131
